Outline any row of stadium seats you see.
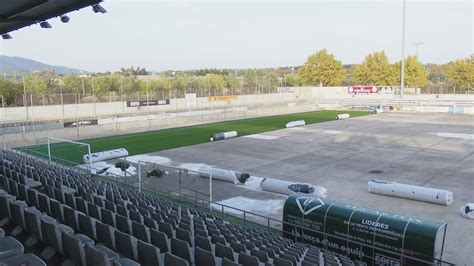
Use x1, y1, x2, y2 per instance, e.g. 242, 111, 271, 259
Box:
0, 150, 367, 266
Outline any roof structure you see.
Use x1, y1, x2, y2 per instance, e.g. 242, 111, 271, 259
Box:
0, 0, 104, 35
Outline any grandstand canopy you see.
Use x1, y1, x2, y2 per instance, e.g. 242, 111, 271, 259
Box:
0, 0, 103, 34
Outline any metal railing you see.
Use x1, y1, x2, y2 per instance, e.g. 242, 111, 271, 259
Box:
11, 148, 454, 265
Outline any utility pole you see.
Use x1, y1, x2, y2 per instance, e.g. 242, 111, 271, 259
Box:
413, 42, 424, 58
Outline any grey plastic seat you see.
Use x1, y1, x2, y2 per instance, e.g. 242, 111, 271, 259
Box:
65, 193, 76, 209
26, 188, 38, 207
251, 249, 270, 263
150, 228, 169, 253
62, 232, 93, 266
101, 208, 116, 227
40, 215, 73, 257
131, 220, 149, 242
230, 241, 246, 254
274, 256, 293, 266
143, 216, 157, 230
195, 246, 217, 266
280, 253, 298, 266
176, 227, 193, 246
158, 221, 174, 238
0, 193, 14, 226
171, 237, 193, 264
195, 234, 212, 252
86, 244, 113, 266
238, 251, 259, 266
88, 202, 101, 220
137, 239, 161, 266
115, 214, 131, 234
75, 197, 88, 214
194, 228, 208, 238
23, 207, 43, 246
222, 256, 240, 266
37, 193, 50, 214
9, 199, 27, 235
260, 246, 276, 259
49, 199, 63, 222
215, 242, 235, 261
96, 221, 116, 249
63, 205, 79, 230
0, 253, 46, 266
17, 183, 28, 201
165, 252, 189, 266
129, 210, 142, 223
114, 230, 137, 260
78, 212, 96, 239
211, 234, 226, 245
0, 236, 24, 259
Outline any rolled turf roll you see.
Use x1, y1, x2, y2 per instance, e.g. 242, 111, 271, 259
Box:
374, 109, 383, 114
83, 148, 129, 164
285, 120, 305, 128
460, 203, 474, 219
198, 165, 250, 184
260, 177, 327, 198
368, 179, 454, 206
209, 131, 238, 142
336, 113, 350, 120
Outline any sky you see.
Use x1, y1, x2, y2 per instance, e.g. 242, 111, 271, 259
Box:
0, 0, 472, 72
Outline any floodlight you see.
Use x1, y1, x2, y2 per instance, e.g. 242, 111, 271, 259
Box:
60, 15, 70, 23
39, 21, 52, 28
2, 34, 12, 39
92, 4, 107, 14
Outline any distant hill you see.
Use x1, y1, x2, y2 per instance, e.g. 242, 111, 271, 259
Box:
0, 55, 87, 76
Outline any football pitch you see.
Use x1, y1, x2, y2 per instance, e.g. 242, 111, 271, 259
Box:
19, 110, 372, 164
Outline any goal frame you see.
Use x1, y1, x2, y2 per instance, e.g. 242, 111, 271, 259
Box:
47, 136, 92, 175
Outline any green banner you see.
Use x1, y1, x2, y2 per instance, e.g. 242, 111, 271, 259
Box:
283, 195, 446, 265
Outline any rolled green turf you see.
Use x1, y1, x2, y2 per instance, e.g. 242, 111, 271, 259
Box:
19, 110, 371, 164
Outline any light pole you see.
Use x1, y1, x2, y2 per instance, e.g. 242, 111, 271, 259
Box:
400, 0, 406, 98
413, 42, 424, 58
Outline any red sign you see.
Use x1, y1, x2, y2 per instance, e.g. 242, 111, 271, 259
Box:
348, 86, 378, 94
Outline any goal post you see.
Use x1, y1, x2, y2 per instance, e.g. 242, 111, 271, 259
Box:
47, 136, 92, 174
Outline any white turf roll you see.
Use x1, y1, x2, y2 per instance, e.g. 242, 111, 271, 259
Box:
198, 166, 250, 184
83, 148, 129, 164
368, 179, 454, 206
460, 203, 474, 219
209, 131, 238, 142
285, 120, 305, 128
260, 178, 327, 198
336, 113, 350, 120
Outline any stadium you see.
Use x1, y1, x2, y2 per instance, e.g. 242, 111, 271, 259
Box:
0, 1, 472, 266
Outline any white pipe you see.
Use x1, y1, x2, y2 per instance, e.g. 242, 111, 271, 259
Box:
368, 179, 454, 206
336, 113, 350, 120
210, 131, 238, 142
83, 148, 129, 164
460, 203, 474, 219
198, 165, 249, 184
260, 177, 327, 198
285, 120, 305, 128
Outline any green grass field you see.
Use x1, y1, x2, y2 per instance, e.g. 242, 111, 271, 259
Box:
19, 110, 372, 164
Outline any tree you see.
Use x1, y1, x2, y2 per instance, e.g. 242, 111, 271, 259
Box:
284, 73, 303, 87
352, 51, 397, 86
393, 56, 428, 87
62, 75, 82, 93
446, 55, 474, 90
298, 49, 346, 86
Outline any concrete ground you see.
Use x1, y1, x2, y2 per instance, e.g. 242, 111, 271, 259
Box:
124, 112, 473, 265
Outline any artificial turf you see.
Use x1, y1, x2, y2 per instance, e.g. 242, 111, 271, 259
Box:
19, 110, 372, 164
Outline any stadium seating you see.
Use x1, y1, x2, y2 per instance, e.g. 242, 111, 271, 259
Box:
0, 150, 368, 265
